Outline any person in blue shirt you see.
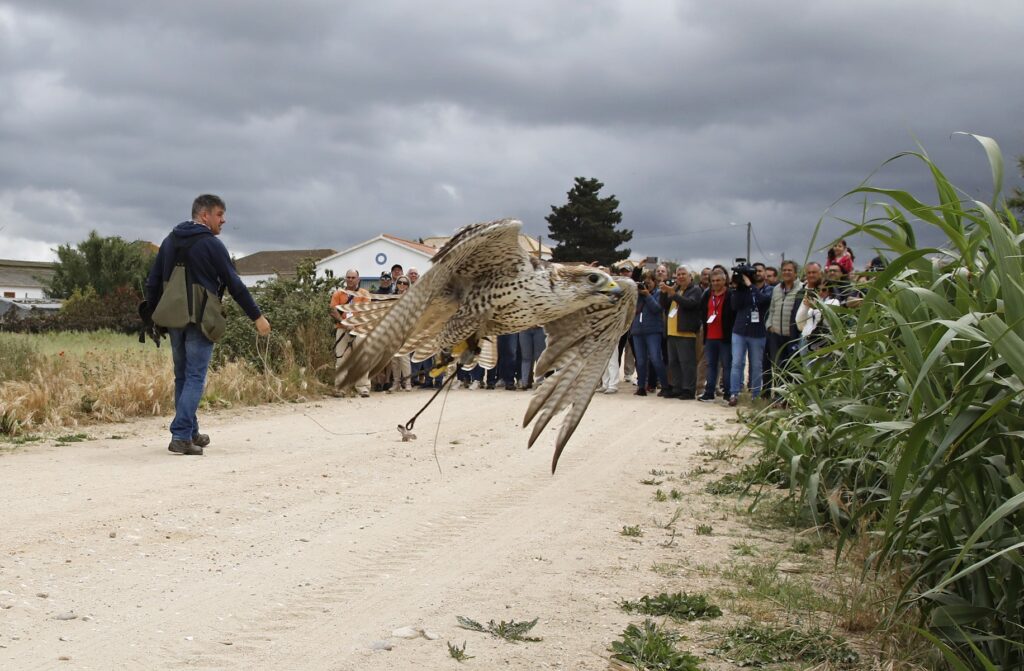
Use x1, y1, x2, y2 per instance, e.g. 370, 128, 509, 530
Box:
728, 265, 771, 406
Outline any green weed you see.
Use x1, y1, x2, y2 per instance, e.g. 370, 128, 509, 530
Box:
55, 433, 88, 444
710, 624, 859, 667
652, 506, 684, 530
720, 561, 833, 615
456, 615, 541, 643
447, 640, 473, 661
609, 619, 703, 671
619, 592, 722, 622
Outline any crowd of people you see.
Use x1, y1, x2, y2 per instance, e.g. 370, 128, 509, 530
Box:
330, 239, 875, 406
612, 238, 869, 407
146, 193, 876, 457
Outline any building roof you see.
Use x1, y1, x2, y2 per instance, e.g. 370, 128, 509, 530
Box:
317, 234, 436, 267
381, 234, 438, 256
234, 249, 336, 276
0, 259, 57, 288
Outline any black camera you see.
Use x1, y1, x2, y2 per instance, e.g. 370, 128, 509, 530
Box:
731, 258, 756, 286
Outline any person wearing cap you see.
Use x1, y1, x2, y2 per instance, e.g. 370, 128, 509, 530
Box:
375, 271, 394, 295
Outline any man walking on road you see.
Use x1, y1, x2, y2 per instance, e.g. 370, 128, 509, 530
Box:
145, 194, 271, 456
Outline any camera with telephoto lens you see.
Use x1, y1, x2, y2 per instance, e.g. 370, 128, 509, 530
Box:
731, 258, 756, 287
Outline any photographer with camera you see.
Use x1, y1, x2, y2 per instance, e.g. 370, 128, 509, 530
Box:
658, 266, 702, 399
727, 260, 771, 407
630, 270, 669, 396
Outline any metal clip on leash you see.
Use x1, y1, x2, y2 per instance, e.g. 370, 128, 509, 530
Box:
398, 372, 456, 441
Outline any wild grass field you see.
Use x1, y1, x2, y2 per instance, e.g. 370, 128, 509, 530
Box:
0, 330, 318, 437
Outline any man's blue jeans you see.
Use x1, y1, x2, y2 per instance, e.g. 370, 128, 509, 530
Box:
518, 327, 547, 385
702, 338, 732, 399
633, 332, 668, 390
730, 333, 766, 399
169, 325, 214, 441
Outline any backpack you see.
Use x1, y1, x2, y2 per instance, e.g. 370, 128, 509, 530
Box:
150, 235, 227, 342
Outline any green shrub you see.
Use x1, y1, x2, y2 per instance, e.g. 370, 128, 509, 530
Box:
215, 260, 341, 387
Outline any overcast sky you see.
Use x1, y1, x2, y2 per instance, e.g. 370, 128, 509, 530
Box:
2, 1, 1022, 271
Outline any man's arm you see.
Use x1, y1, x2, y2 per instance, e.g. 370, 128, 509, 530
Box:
207, 238, 270, 333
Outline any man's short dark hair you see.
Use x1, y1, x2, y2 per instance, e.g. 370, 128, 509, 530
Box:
391, 264, 403, 273
192, 194, 226, 218
765, 266, 778, 275
753, 262, 766, 271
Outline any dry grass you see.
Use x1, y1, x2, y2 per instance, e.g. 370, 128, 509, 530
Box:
0, 331, 321, 436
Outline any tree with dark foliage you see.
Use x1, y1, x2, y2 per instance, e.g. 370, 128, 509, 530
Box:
546, 177, 632, 266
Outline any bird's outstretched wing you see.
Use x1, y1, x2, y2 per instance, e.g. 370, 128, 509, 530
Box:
334, 219, 527, 388
523, 278, 637, 472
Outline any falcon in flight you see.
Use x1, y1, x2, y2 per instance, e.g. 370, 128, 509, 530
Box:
335, 218, 637, 471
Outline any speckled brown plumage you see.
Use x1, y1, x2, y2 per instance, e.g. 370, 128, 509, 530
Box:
335, 218, 637, 471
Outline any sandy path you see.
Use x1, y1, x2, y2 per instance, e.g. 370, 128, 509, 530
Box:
1, 388, 744, 670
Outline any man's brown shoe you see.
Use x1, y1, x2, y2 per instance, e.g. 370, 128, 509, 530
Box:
191, 433, 210, 448
168, 439, 203, 456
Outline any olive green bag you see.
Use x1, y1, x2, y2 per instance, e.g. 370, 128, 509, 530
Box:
150, 235, 227, 342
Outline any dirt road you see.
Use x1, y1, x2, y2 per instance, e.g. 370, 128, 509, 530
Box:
1, 389, 741, 670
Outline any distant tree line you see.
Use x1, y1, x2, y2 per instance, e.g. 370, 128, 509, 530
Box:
2, 231, 154, 333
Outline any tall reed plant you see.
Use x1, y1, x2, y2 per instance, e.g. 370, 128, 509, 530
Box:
743, 134, 1024, 669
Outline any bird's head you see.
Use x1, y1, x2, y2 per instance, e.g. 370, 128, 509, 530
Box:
554, 266, 624, 304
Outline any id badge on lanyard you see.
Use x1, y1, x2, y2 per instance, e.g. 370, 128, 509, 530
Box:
707, 294, 719, 324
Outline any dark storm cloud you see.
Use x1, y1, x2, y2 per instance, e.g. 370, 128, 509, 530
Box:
1, 0, 1021, 268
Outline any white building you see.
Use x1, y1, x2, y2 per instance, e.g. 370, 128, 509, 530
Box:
316, 234, 436, 287
0, 259, 56, 299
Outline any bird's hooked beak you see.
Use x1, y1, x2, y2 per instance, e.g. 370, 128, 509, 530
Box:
599, 278, 623, 296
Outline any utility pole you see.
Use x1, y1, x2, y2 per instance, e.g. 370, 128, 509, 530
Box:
746, 222, 752, 262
